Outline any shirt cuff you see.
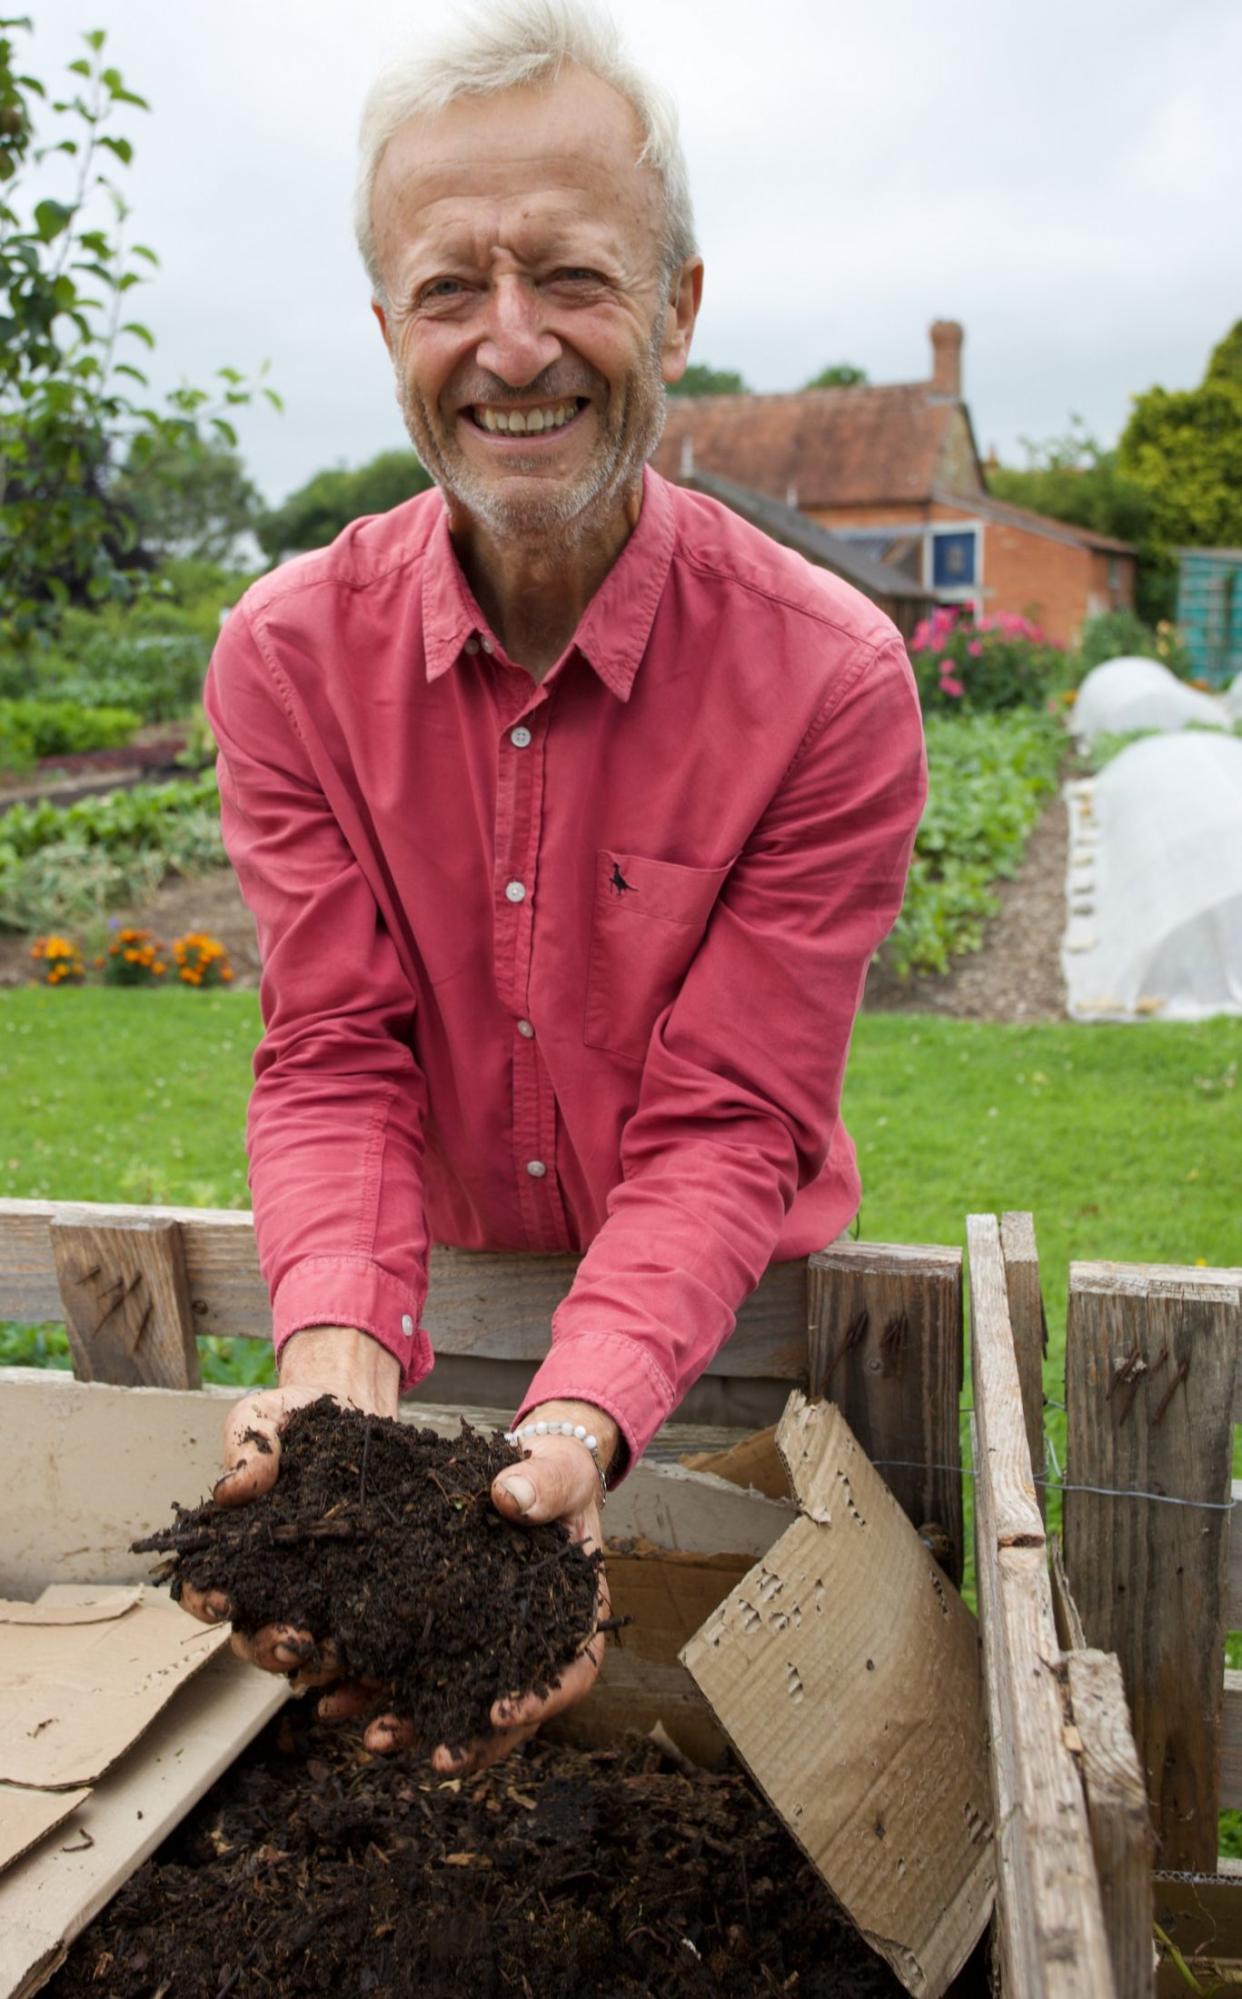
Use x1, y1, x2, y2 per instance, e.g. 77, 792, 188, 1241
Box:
271, 1255, 432, 1391
516, 1330, 677, 1482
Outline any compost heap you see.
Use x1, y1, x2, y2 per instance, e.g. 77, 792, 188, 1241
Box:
134, 1400, 602, 1750
46, 1707, 911, 1998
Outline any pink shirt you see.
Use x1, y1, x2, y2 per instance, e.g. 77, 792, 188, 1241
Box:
204, 469, 925, 1470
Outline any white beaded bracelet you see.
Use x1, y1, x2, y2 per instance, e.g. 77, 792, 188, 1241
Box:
504, 1419, 608, 1502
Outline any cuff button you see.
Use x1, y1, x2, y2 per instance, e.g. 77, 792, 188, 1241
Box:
400, 1313, 414, 1337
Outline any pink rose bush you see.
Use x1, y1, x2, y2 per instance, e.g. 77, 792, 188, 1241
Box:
908, 607, 1064, 715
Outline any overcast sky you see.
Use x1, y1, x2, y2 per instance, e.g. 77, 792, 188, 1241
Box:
29, 0, 1242, 506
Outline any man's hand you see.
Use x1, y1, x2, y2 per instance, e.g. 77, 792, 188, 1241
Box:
178, 1326, 401, 1695
325, 1398, 618, 1775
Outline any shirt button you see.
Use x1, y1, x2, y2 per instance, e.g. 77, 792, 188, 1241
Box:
505, 881, 526, 904
401, 1314, 414, 1337
480, 636, 494, 655
509, 724, 532, 749
516, 1018, 535, 1039
525, 1159, 547, 1178
464, 637, 480, 655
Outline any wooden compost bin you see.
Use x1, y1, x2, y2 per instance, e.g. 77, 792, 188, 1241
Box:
0, 1195, 984, 1996
966, 1211, 1242, 1999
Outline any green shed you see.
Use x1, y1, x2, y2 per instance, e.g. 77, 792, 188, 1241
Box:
1176, 546, 1242, 685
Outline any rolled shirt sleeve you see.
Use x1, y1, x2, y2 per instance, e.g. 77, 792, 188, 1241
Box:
518, 636, 927, 1467
204, 606, 434, 1387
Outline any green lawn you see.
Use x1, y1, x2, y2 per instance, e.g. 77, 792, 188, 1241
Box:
1, 988, 1238, 1386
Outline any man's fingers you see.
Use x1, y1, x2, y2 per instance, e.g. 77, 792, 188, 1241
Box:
490, 1637, 603, 1731
229, 1623, 323, 1676
431, 1724, 536, 1778
316, 1678, 384, 1723
179, 1584, 231, 1626
215, 1400, 284, 1506
364, 1713, 417, 1755
491, 1436, 596, 1525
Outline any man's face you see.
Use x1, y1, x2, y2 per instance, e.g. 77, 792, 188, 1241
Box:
369, 68, 700, 544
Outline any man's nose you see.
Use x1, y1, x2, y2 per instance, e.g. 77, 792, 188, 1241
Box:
475, 276, 562, 386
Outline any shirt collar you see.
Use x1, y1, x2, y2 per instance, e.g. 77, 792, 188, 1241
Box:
420, 467, 677, 703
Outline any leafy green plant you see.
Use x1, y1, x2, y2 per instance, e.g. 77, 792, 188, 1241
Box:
0, 695, 139, 766
886, 711, 1063, 977
1072, 608, 1190, 682
909, 607, 1065, 714
0, 769, 223, 928
0, 20, 277, 643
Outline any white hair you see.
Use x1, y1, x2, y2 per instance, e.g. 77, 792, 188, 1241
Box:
354, 0, 696, 297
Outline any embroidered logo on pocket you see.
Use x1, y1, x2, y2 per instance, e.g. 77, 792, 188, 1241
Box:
608, 861, 637, 897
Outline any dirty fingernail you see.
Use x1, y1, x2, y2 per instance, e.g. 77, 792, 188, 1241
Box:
274, 1640, 309, 1667
500, 1473, 535, 1514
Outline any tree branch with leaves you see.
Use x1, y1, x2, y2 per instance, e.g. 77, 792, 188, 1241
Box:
0, 18, 278, 643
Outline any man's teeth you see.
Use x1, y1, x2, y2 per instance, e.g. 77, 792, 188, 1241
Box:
475, 401, 579, 435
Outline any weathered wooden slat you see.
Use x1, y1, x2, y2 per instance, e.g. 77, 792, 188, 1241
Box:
1221, 1671, 1242, 1811
1064, 1268, 1239, 1872
0, 1198, 808, 1375
1071, 1262, 1242, 1421
1001, 1211, 1046, 1522
968, 1215, 1115, 1998
1064, 1649, 1155, 1999
51, 1218, 200, 1389
807, 1238, 964, 1580
1230, 1479, 1242, 1631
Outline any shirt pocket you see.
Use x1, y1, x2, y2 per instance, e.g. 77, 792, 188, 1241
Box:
584, 848, 733, 1063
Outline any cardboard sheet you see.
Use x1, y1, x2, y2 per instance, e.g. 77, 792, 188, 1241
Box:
0, 1646, 287, 1999
0, 1788, 92, 1878
681, 1394, 995, 1999
0, 1585, 228, 1790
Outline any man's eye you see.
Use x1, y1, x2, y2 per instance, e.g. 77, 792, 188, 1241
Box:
549, 268, 602, 286
420, 278, 466, 302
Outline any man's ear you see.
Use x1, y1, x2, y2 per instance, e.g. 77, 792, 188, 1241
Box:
371, 296, 394, 357
660, 257, 705, 388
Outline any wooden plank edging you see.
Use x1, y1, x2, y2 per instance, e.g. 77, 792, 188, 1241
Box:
967, 1213, 1117, 1998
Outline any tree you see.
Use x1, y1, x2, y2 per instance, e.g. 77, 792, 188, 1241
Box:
803, 363, 868, 389
0, 20, 277, 643
113, 432, 262, 564
256, 450, 433, 560
1117, 320, 1242, 583
986, 419, 1166, 619
667, 362, 750, 397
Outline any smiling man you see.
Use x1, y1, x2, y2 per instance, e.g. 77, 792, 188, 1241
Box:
192, 0, 926, 1769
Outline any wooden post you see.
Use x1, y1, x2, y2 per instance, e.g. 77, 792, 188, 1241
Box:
967, 1215, 1116, 1998
51, 1217, 201, 1389
1064, 1650, 1155, 1999
1001, 1211, 1046, 1521
1064, 1264, 1239, 1873
807, 1240, 964, 1581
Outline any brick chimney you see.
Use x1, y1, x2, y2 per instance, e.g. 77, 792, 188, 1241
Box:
929, 320, 964, 399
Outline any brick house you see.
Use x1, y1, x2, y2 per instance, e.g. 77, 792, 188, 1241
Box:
653, 323, 1137, 647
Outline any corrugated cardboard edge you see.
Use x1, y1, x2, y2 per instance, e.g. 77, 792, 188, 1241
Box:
0, 1586, 230, 1790
0, 1788, 92, 1878
0, 1647, 287, 1999
681, 1393, 994, 1999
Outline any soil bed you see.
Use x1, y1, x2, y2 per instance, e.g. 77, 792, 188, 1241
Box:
47, 1706, 911, 1998
135, 1402, 601, 1752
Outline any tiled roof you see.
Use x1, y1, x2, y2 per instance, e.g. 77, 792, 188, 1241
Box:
653, 383, 968, 507
934, 487, 1137, 556
683, 468, 931, 602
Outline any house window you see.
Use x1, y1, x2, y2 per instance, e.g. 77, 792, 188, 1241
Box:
932, 529, 978, 589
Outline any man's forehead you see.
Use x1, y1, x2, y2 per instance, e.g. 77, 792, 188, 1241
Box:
371, 71, 662, 242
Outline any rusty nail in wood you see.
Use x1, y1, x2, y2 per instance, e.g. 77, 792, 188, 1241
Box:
1150, 1358, 1190, 1428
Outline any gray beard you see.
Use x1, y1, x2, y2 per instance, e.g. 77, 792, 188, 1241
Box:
395, 337, 669, 547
